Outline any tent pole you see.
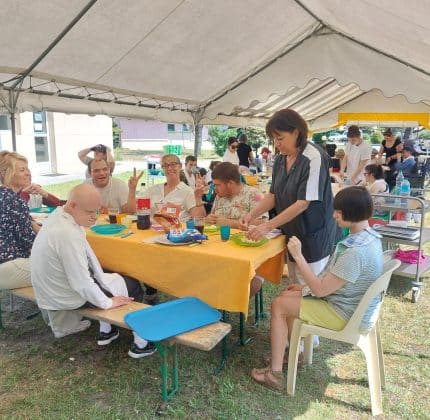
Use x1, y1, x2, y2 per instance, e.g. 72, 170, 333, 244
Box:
10, 112, 17, 151
192, 110, 204, 157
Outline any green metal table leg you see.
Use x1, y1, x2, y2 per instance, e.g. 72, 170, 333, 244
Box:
239, 313, 252, 346
155, 342, 179, 401
259, 287, 265, 319
254, 293, 260, 326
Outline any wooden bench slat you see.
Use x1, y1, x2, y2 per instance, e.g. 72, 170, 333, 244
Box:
10, 287, 230, 350
79, 302, 149, 329
174, 322, 231, 351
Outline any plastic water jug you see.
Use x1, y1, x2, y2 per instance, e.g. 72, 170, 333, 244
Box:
400, 178, 411, 207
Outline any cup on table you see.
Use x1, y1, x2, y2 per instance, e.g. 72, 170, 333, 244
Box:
220, 225, 231, 241
108, 207, 119, 224
186, 219, 195, 230
137, 211, 151, 230
193, 217, 205, 234
122, 216, 133, 229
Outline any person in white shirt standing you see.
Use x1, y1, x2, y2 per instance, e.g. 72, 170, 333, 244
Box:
222, 137, 240, 165
182, 155, 198, 188
31, 184, 157, 358
340, 125, 371, 185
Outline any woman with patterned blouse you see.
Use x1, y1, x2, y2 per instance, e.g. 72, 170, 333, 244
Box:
0, 151, 40, 289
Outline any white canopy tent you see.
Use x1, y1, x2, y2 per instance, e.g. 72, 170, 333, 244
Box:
1, 0, 429, 151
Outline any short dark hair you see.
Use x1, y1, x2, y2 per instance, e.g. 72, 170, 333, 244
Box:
365, 163, 384, 180
211, 162, 240, 183
185, 155, 197, 164
265, 108, 308, 151
88, 157, 107, 173
227, 137, 237, 146
198, 167, 207, 177
347, 125, 361, 138
238, 133, 248, 143
333, 186, 373, 222
403, 146, 414, 154
209, 160, 221, 171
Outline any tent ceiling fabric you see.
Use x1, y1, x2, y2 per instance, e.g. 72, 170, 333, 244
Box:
0, 0, 429, 130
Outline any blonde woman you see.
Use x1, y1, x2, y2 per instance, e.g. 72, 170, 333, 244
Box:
0, 151, 40, 289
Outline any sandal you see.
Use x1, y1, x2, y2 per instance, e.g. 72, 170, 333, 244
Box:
250, 367, 286, 391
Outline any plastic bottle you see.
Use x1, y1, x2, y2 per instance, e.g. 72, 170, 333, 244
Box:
400, 178, 411, 207
394, 170, 404, 206
136, 182, 150, 211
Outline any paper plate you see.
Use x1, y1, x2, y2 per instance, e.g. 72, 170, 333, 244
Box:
230, 233, 268, 247
90, 224, 126, 235
153, 235, 191, 246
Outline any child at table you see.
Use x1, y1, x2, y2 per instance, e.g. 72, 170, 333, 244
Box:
250, 186, 383, 391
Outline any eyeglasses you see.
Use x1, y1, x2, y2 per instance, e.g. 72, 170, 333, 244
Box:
161, 162, 179, 169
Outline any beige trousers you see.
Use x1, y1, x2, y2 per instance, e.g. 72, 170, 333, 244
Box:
0, 258, 32, 289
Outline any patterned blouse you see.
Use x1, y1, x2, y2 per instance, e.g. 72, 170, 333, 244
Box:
0, 186, 36, 264
211, 185, 262, 220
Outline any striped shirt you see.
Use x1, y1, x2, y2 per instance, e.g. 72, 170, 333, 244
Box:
324, 228, 383, 330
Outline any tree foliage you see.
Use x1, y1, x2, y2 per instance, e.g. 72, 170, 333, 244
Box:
245, 127, 267, 154
370, 130, 384, 144
208, 126, 237, 157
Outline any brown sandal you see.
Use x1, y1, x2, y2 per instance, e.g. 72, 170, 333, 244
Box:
250, 367, 286, 391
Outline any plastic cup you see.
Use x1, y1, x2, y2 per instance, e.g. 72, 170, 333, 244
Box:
122, 216, 132, 229
186, 219, 195, 230
220, 225, 231, 241
193, 217, 205, 234
108, 207, 119, 224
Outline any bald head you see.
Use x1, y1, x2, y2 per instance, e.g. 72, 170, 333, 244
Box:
65, 184, 101, 227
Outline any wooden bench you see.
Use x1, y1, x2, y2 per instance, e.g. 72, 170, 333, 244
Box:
7, 287, 232, 401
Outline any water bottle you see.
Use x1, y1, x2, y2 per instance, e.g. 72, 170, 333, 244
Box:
400, 178, 411, 207
394, 170, 404, 206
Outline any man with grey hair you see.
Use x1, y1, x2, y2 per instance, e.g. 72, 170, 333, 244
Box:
31, 184, 156, 358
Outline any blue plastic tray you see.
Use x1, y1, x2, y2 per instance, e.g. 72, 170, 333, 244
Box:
124, 297, 221, 341
90, 224, 125, 235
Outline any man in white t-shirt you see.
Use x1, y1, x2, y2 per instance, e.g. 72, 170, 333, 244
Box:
182, 155, 197, 188
340, 125, 371, 184
85, 158, 142, 213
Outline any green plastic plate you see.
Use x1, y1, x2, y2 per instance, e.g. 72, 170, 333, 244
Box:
90, 224, 126, 235
230, 233, 269, 247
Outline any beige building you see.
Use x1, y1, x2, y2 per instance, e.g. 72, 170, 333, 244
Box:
0, 112, 112, 177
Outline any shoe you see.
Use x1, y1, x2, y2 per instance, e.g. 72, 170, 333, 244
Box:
128, 342, 157, 359
97, 326, 119, 346
250, 367, 286, 391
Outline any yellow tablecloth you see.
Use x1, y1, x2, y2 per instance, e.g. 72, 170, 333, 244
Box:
87, 227, 285, 314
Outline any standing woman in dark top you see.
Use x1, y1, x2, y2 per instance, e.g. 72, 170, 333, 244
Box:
237, 133, 254, 168
240, 109, 340, 285
0, 151, 40, 289
378, 128, 402, 188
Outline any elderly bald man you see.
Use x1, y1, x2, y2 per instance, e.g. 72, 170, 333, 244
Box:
31, 184, 156, 358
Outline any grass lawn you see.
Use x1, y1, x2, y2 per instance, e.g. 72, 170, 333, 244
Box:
0, 275, 428, 418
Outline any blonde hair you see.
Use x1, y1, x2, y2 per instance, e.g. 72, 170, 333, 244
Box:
161, 154, 181, 165
0, 151, 28, 186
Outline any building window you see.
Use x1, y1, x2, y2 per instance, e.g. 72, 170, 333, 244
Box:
182, 123, 189, 132
34, 136, 49, 162
167, 123, 175, 132
33, 111, 47, 133
0, 115, 11, 130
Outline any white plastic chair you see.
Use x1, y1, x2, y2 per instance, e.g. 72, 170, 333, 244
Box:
286, 258, 400, 416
